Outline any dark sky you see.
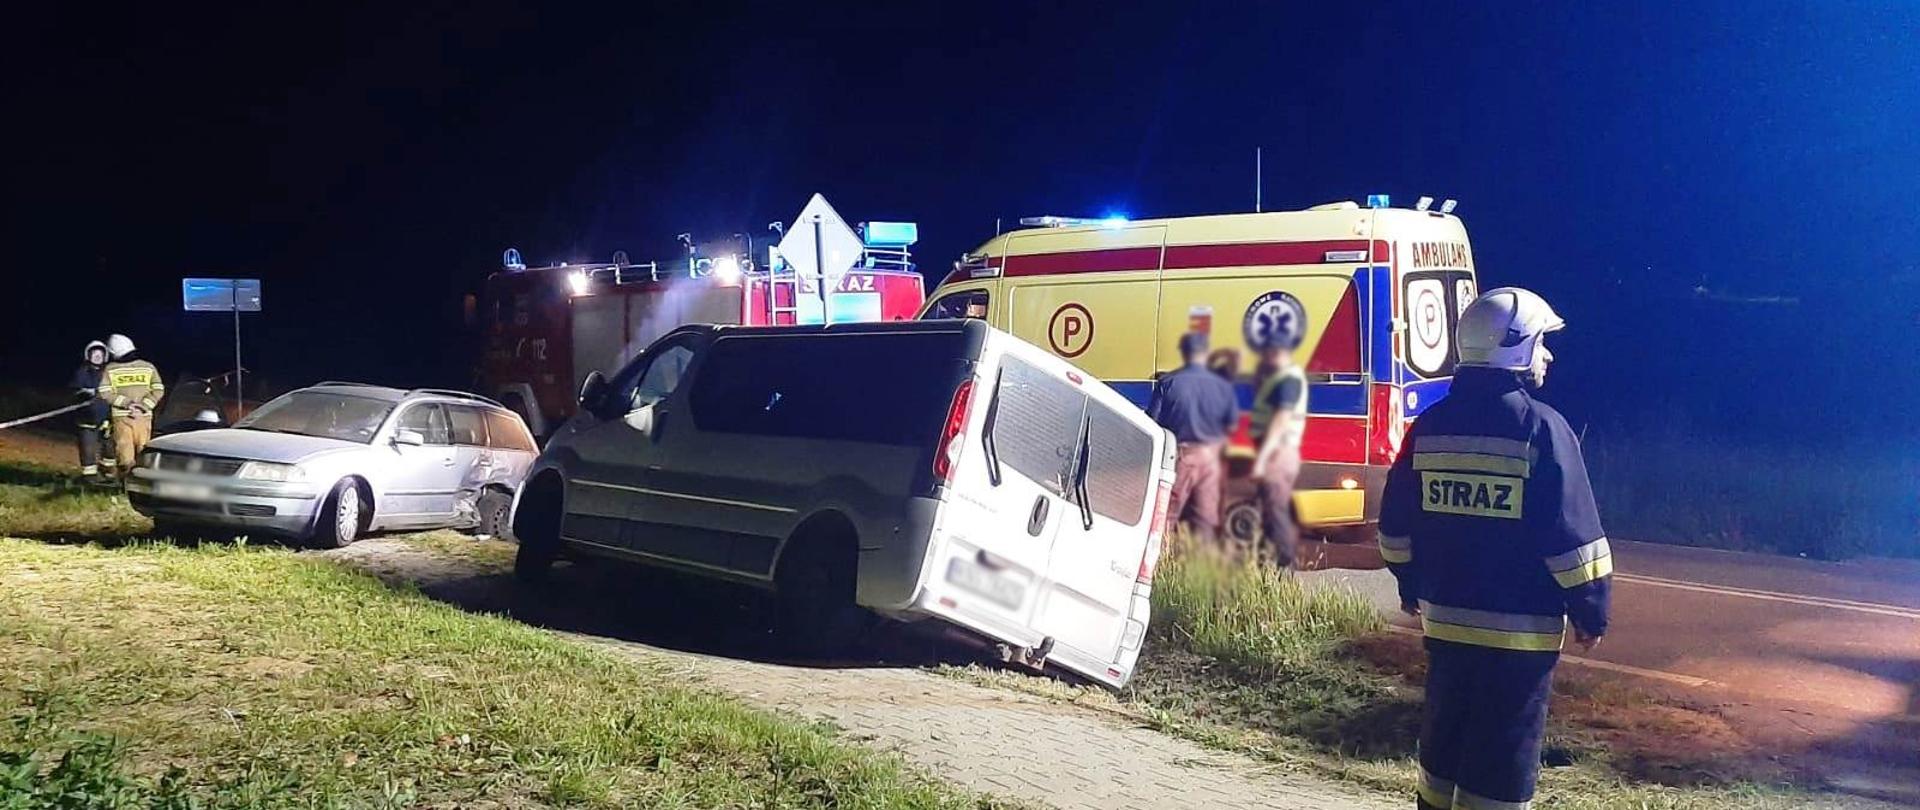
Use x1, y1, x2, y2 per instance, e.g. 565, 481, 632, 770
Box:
7, 2, 1917, 441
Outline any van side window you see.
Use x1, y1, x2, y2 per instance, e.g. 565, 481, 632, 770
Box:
396, 404, 451, 445
989, 358, 1087, 497
1082, 402, 1153, 526
448, 405, 489, 447
927, 289, 990, 320
630, 345, 693, 410
686, 332, 965, 445
483, 409, 537, 452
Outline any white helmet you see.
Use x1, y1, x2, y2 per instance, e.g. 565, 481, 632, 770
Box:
106, 334, 136, 360
1456, 288, 1564, 371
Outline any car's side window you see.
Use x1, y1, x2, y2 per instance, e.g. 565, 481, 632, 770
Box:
396, 403, 451, 445
483, 409, 537, 452
613, 339, 697, 413
448, 405, 489, 447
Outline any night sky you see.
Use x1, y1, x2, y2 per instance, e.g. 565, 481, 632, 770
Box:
8, 2, 1917, 443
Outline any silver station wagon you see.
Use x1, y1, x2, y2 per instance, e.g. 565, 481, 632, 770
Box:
128, 383, 538, 546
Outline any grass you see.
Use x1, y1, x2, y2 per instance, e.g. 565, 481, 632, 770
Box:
1584, 424, 1920, 560
0, 539, 1009, 809
0, 460, 149, 543
946, 537, 1878, 810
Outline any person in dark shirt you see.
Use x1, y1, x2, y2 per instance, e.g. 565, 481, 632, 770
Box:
1147, 332, 1239, 541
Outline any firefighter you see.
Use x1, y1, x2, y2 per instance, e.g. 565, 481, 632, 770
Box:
97, 334, 165, 481
69, 341, 113, 482
1247, 317, 1306, 568
1379, 288, 1611, 810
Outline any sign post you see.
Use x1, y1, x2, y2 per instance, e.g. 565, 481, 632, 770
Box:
182, 278, 263, 419
776, 194, 864, 326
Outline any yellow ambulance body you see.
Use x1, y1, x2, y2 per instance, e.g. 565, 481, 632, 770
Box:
920, 201, 1479, 540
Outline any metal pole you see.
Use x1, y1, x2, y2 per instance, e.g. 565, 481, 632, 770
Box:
1255, 147, 1263, 213
812, 215, 829, 325
232, 284, 243, 421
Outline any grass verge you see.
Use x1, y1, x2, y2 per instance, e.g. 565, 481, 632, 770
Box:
0, 539, 1008, 809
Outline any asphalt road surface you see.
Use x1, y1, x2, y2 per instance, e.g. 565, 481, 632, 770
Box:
1309, 538, 1920, 802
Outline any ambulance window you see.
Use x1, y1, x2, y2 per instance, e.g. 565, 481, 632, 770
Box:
926, 289, 990, 320
1081, 402, 1153, 526
1404, 271, 1468, 378
989, 358, 1088, 498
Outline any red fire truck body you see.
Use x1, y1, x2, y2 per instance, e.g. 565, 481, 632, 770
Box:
480, 260, 926, 436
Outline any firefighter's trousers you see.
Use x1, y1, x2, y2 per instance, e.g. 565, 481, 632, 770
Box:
110, 412, 153, 475
1417, 638, 1557, 810
76, 423, 107, 476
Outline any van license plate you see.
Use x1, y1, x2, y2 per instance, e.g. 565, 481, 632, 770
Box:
155, 481, 216, 501
945, 558, 1025, 610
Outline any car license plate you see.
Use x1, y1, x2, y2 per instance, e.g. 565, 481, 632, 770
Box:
944, 558, 1026, 610
155, 481, 216, 501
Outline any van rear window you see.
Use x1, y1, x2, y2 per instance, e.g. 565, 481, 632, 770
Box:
989, 358, 1086, 497
687, 332, 965, 445
1082, 403, 1152, 526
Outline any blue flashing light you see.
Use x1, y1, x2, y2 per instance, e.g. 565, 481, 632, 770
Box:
1100, 214, 1130, 229
862, 221, 919, 247
1366, 194, 1391, 209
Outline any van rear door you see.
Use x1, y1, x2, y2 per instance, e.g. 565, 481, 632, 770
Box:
916, 329, 1170, 687
1029, 359, 1168, 685
922, 342, 1086, 643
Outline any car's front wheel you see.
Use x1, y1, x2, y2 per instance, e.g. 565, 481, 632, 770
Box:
313, 479, 364, 549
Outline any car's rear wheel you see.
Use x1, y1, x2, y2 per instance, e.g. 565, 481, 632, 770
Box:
475, 489, 513, 540
313, 479, 363, 549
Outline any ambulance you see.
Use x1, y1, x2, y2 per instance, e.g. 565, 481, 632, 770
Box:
919, 196, 1478, 542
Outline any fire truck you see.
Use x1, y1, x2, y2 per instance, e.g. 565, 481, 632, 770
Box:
478, 200, 927, 437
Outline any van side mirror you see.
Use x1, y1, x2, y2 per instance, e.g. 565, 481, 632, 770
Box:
393, 429, 426, 447
578, 371, 608, 412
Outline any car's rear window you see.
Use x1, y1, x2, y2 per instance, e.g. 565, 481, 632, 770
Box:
687, 331, 967, 446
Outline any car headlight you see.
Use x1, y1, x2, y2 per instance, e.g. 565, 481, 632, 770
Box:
236, 461, 308, 483
139, 450, 161, 469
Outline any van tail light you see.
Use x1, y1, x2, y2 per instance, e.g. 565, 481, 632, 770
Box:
932, 378, 977, 486
1138, 478, 1173, 584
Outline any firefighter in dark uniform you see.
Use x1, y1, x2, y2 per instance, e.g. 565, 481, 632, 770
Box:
1379, 287, 1612, 810
69, 341, 113, 482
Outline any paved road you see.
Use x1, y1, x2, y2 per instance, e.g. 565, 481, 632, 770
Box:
1306, 539, 1920, 802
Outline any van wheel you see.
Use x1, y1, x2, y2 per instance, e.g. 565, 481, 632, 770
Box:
475, 489, 513, 540
513, 479, 562, 583
773, 526, 871, 657
313, 479, 364, 549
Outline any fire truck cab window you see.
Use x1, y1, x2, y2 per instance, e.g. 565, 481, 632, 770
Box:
396, 403, 451, 445
927, 289, 989, 320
